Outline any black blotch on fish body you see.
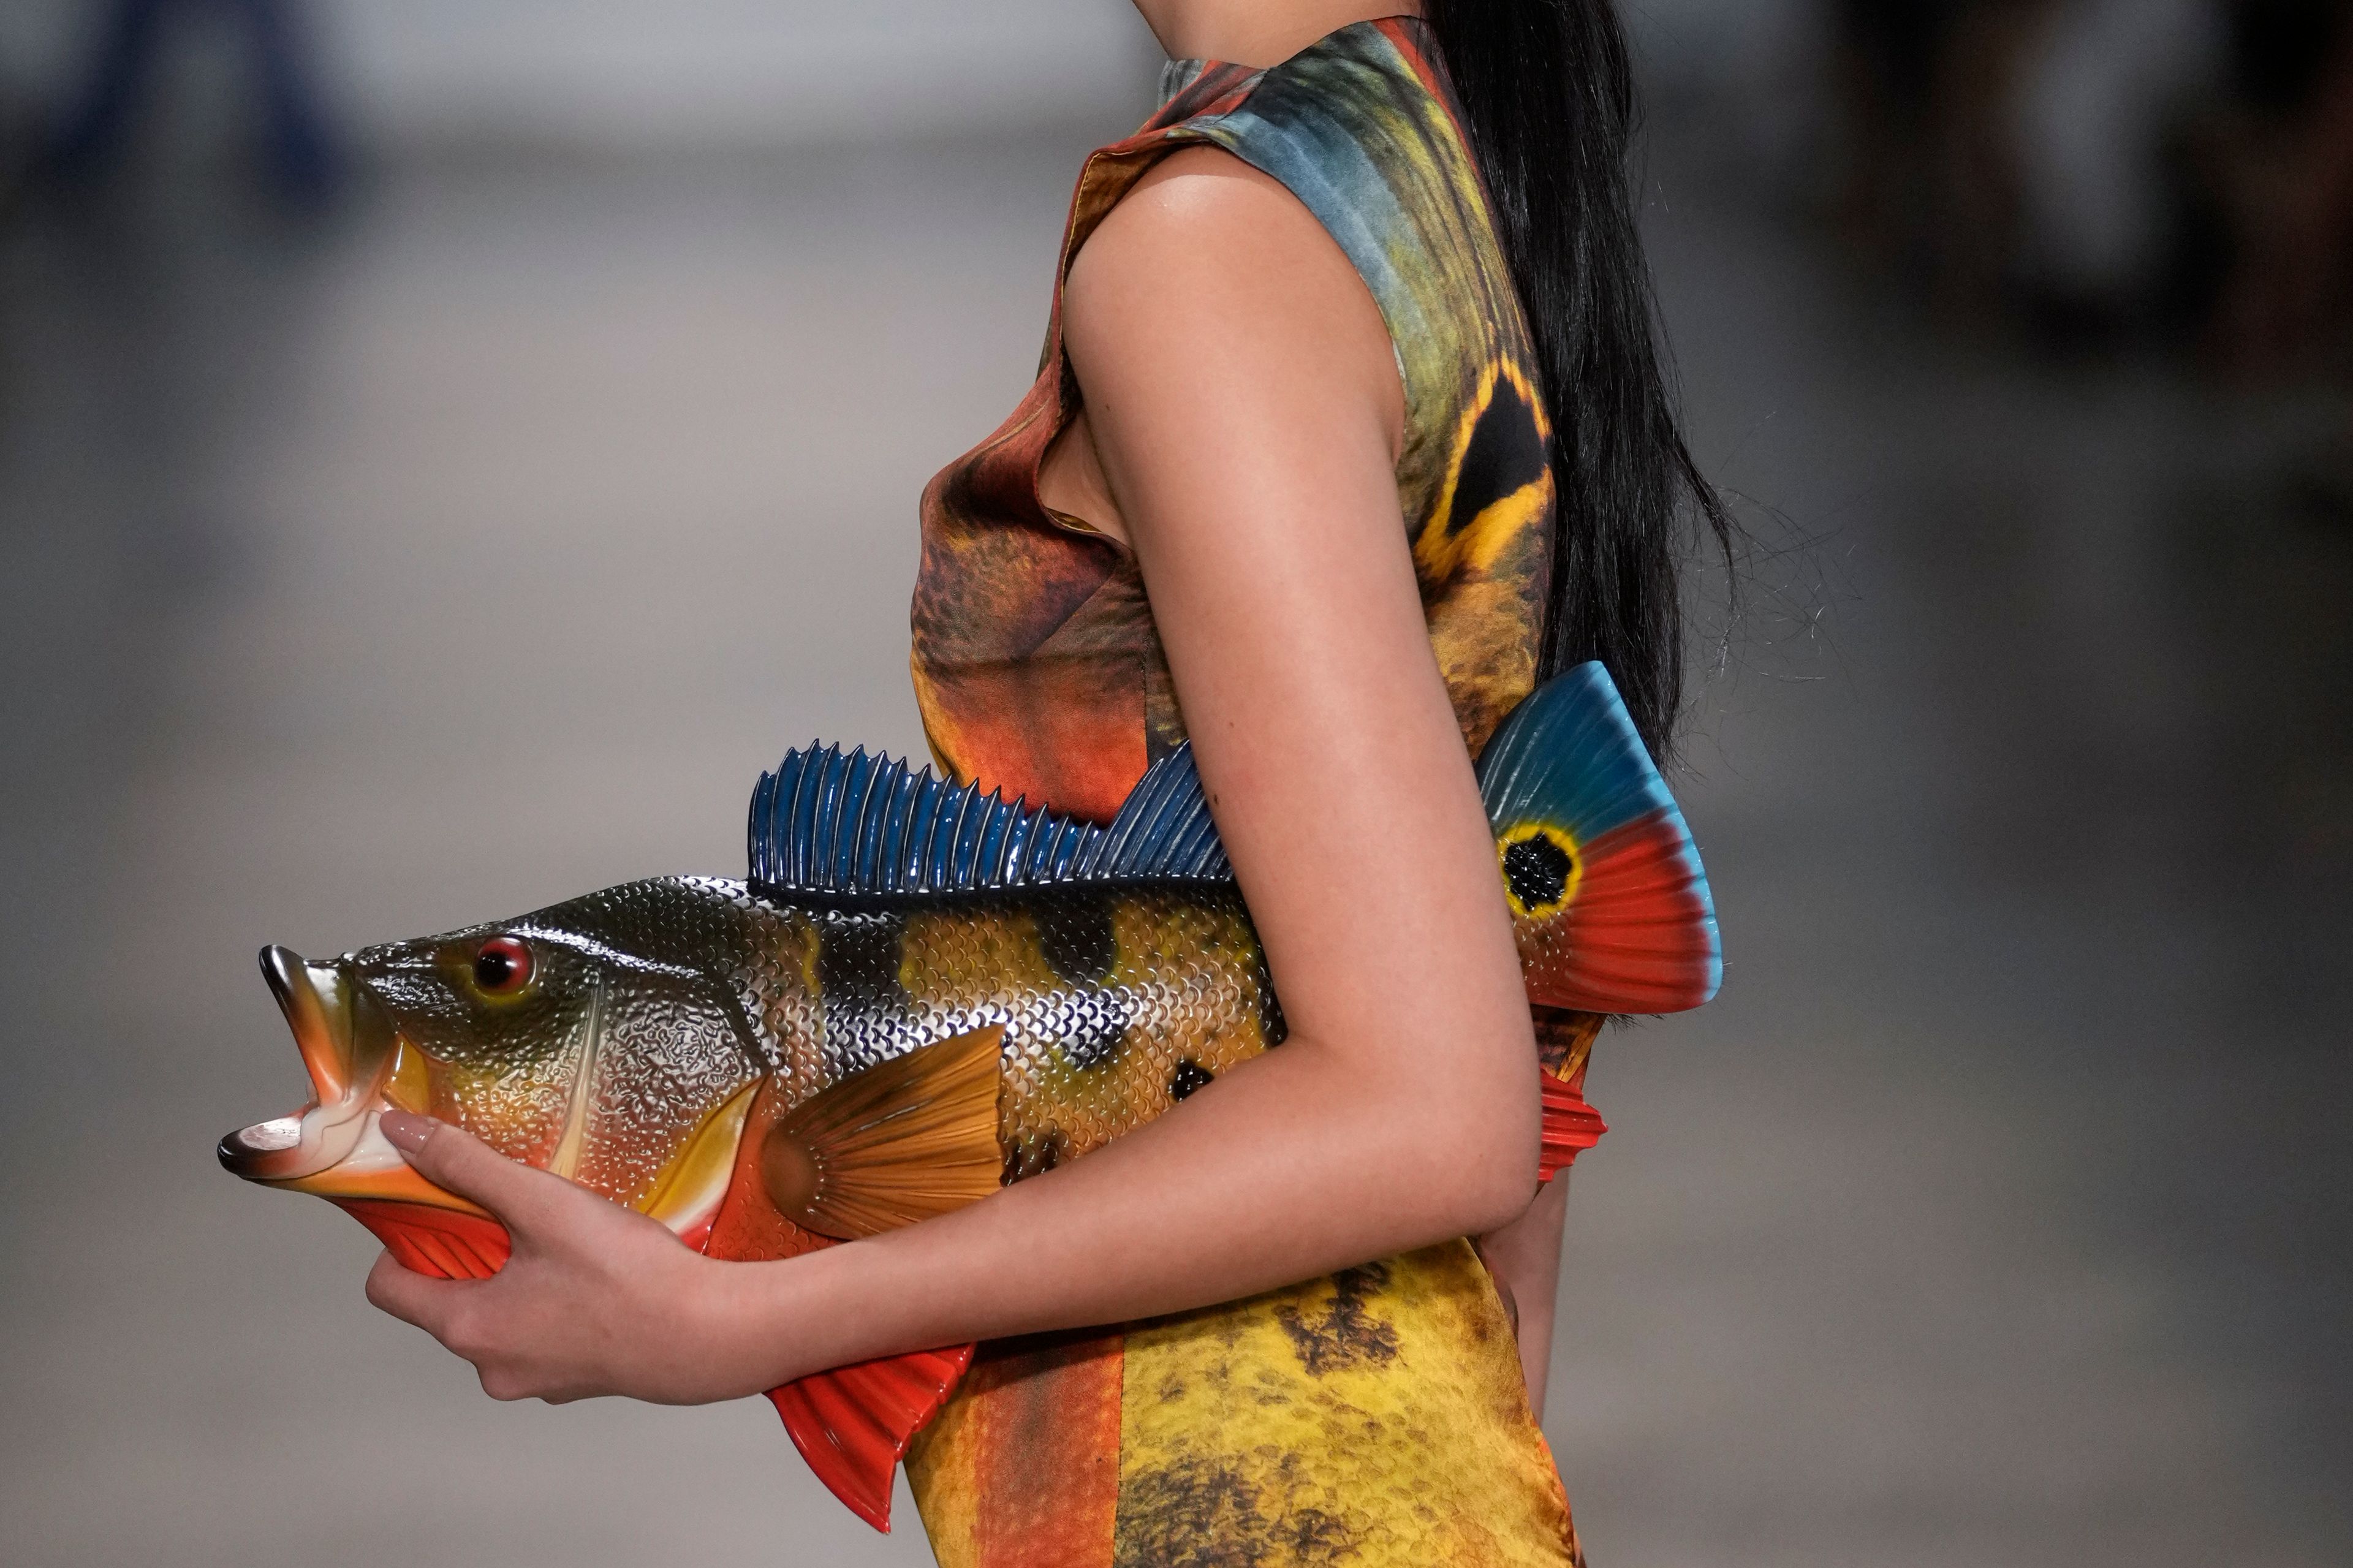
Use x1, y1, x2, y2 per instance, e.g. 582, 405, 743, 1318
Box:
1442, 365, 1548, 539
816, 909, 908, 1066
1056, 988, 1129, 1070
815, 909, 908, 1002
1273, 1262, 1400, 1377
1006, 1131, 1063, 1184
1256, 971, 1289, 1049
1170, 1060, 1213, 1101
1037, 898, 1116, 986
1504, 833, 1575, 911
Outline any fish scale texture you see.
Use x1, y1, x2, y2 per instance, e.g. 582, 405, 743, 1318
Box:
355, 877, 772, 1207
729, 882, 1281, 1170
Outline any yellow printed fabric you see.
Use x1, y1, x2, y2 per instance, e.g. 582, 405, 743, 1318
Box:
906, 17, 1580, 1566
1115, 1243, 1579, 1567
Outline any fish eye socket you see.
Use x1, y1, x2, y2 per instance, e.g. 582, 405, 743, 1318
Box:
471, 936, 534, 996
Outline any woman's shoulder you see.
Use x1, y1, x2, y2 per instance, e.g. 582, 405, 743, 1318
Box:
1055, 141, 1408, 534
1148, 19, 1533, 430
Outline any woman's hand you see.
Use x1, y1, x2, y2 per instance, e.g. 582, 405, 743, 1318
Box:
362, 1110, 778, 1406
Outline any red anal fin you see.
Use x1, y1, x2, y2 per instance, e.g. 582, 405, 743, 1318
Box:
333, 1199, 512, 1280
765, 1343, 978, 1532
1537, 1072, 1607, 1183
710, 1061, 992, 1532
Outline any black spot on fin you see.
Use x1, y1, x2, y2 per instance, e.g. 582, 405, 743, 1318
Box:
750, 741, 1232, 893
1502, 833, 1574, 910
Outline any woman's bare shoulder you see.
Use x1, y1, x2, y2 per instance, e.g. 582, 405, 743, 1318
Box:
1062, 142, 1402, 451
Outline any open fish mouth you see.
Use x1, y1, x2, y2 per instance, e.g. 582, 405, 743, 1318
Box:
217, 945, 419, 1192
218, 944, 753, 1237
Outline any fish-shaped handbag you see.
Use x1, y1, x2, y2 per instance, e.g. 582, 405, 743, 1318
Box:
219, 662, 1720, 1530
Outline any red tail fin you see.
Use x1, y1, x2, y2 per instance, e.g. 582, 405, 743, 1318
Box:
1479, 662, 1722, 1015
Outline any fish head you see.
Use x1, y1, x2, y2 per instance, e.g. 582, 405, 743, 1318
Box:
218, 877, 781, 1266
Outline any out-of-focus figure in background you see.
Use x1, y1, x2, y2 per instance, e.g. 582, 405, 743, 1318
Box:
1832, 0, 2353, 376
2202, 1, 2353, 378
39, 0, 342, 202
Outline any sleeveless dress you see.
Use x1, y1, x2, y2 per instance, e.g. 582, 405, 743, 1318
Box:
906, 18, 1601, 1567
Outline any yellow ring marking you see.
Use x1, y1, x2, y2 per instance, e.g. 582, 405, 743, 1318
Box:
1498, 822, 1582, 922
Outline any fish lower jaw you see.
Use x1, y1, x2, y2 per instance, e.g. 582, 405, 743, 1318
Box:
270, 1112, 479, 1210
221, 1104, 487, 1217
228, 1108, 719, 1237
224, 1097, 743, 1244
219, 1094, 376, 1181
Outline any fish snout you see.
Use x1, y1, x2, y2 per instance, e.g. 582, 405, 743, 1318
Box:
220, 946, 400, 1183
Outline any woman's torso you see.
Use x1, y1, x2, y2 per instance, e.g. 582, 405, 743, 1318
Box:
905, 19, 1583, 1566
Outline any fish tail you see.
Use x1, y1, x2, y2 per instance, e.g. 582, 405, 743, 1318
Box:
1477, 662, 1721, 1015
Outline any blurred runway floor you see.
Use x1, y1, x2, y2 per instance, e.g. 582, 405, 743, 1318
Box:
2, 126, 2348, 1567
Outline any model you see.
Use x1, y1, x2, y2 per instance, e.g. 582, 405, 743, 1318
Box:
275, 6, 1730, 1564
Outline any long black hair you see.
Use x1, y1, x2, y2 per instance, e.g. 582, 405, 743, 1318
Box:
1423, 1, 1730, 761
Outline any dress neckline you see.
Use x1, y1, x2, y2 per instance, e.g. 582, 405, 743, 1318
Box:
1155, 13, 1425, 108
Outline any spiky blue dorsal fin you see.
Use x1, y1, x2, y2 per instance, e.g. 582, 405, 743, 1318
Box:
748, 741, 1232, 895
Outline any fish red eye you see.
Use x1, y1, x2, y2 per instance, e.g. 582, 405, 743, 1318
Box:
472, 936, 534, 996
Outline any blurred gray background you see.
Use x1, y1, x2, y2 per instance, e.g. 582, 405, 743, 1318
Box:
2, 2, 2348, 1564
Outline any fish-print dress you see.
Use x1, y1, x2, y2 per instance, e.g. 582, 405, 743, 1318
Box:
906, 18, 1601, 1567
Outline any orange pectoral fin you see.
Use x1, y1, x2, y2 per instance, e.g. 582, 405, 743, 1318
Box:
707, 1026, 1008, 1531
765, 1344, 979, 1532
762, 1025, 1004, 1240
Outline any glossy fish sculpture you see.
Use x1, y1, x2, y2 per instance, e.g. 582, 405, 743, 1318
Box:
218, 662, 1720, 1531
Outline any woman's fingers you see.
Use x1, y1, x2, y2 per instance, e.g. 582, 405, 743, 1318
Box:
365, 1252, 534, 1398
377, 1110, 570, 1234
358, 1113, 733, 1404
365, 1248, 458, 1334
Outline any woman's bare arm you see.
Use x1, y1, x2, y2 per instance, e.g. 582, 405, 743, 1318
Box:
364, 148, 1546, 1405
1479, 1174, 1571, 1414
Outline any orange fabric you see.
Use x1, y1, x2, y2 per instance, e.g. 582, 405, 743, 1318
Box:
906, 1333, 1126, 1568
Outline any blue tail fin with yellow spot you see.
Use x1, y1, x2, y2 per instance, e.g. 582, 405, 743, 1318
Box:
1476, 662, 1721, 1013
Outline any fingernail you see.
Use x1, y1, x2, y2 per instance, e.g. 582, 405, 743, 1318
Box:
377, 1110, 435, 1153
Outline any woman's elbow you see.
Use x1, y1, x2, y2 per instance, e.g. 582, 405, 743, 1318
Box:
1411, 1087, 1542, 1238
1457, 1140, 1544, 1237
